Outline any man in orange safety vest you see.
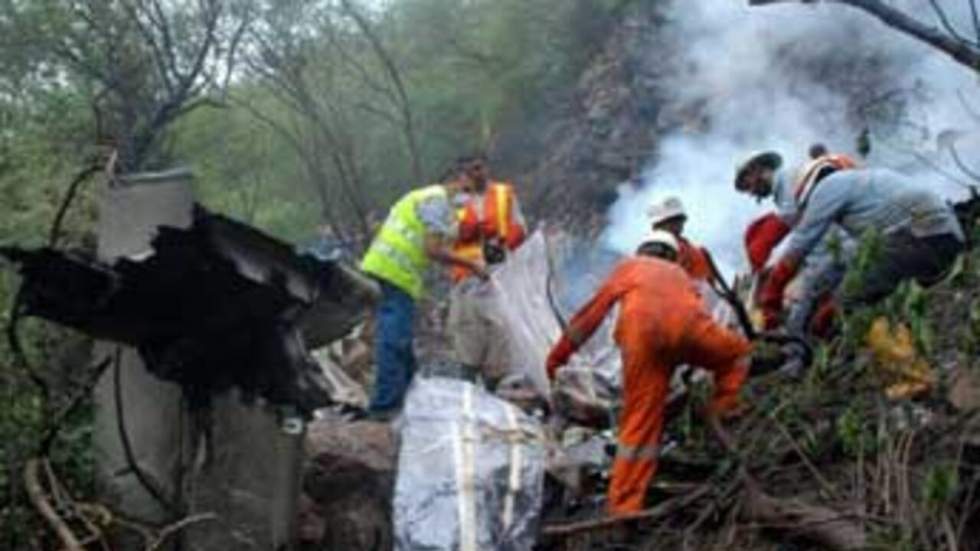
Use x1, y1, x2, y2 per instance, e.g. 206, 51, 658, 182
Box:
448, 154, 527, 389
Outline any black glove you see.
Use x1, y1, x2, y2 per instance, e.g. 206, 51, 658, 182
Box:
483, 239, 506, 265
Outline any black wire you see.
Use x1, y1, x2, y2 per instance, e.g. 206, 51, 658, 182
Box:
5, 288, 49, 402
113, 347, 181, 515
47, 164, 101, 248
543, 234, 569, 332
702, 249, 757, 340
5, 160, 102, 440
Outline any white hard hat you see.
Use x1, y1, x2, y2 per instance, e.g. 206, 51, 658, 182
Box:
639, 229, 679, 254
647, 196, 687, 226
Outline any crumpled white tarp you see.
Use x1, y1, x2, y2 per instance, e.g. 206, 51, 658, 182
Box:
393, 377, 546, 551
476, 230, 745, 425
481, 231, 622, 406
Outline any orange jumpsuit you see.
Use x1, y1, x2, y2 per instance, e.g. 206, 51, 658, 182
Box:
547, 257, 751, 514
677, 237, 713, 282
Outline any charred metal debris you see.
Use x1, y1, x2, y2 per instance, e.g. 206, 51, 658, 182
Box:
1, 205, 377, 415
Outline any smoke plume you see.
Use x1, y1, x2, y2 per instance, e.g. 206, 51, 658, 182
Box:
603, 0, 980, 276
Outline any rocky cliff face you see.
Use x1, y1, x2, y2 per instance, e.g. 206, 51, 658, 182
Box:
517, 4, 671, 220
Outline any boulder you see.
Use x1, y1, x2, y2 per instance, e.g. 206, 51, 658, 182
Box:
302, 413, 397, 550
949, 367, 980, 412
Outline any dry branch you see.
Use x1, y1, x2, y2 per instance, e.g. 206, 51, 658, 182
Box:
742, 487, 867, 550
541, 484, 713, 536
23, 458, 84, 551
749, 0, 980, 73
147, 513, 218, 551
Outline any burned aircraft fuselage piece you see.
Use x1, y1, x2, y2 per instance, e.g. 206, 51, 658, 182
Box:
3, 205, 377, 414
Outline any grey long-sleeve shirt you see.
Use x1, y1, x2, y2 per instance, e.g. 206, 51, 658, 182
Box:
785, 168, 964, 259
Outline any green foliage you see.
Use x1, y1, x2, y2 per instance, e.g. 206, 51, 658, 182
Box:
892, 281, 933, 356
841, 227, 884, 303
835, 402, 874, 457
923, 463, 958, 511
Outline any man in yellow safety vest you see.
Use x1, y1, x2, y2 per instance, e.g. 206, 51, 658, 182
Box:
360, 167, 488, 419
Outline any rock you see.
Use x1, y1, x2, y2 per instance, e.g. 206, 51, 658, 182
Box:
949, 367, 980, 411
302, 413, 397, 550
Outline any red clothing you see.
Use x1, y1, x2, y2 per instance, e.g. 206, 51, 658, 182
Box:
547, 257, 751, 513
744, 213, 791, 274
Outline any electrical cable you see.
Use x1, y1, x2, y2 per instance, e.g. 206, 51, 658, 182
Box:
702, 249, 813, 367
112, 347, 182, 515
543, 234, 569, 332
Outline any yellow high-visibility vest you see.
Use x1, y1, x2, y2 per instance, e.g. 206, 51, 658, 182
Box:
361, 185, 447, 299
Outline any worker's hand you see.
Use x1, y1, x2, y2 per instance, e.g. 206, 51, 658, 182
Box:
545, 355, 563, 381
471, 260, 491, 281
760, 304, 781, 330
546, 336, 575, 380
758, 285, 783, 329
758, 257, 798, 329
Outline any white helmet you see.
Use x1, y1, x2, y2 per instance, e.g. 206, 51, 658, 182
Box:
647, 196, 687, 226
638, 229, 679, 257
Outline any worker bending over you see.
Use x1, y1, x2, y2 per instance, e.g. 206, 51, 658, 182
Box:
448, 154, 527, 388
735, 150, 858, 333
546, 230, 751, 514
752, 166, 964, 333
360, 168, 488, 419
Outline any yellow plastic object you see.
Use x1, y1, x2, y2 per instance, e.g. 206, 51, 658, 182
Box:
865, 317, 935, 400
749, 307, 765, 332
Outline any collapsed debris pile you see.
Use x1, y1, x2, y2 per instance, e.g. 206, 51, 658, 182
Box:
296, 228, 980, 551
540, 255, 980, 550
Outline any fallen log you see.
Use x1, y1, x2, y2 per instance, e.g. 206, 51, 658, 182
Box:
742, 487, 867, 551
541, 483, 712, 537
707, 411, 867, 550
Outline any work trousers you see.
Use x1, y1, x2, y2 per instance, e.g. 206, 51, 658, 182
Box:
786, 230, 963, 336
447, 277, 511, 388
369, 280, 417, 413
608, 314, 750, 514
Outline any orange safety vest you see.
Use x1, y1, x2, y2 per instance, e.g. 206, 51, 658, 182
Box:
451, 182, 526, 282
793, 153, 858, 208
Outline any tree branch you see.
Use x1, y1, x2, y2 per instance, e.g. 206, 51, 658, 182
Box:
972, 0, 980, 45
24, 459, 84, 551
928, 0, 976, 46
749, 0, 980, 73
950, 143, 980, 182
338, 0, 424, 181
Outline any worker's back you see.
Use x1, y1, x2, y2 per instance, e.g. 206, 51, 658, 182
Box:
604, 256, 705, 346
793, 169, 964, 251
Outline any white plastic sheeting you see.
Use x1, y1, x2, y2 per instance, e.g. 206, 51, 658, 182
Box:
482, 230, 623, 400
393, 377, 546, 551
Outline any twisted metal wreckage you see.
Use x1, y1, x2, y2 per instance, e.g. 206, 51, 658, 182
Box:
2, 167, 379, 549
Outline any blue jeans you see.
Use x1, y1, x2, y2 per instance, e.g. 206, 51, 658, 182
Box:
370, 280, 418, 412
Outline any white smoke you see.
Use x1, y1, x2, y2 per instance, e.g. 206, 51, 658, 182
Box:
603, 0, 980, 276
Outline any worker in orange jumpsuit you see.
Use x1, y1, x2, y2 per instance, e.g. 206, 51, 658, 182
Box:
448, 154, 527, 388
647, 196, 715, 283
546, 230, 752, 514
